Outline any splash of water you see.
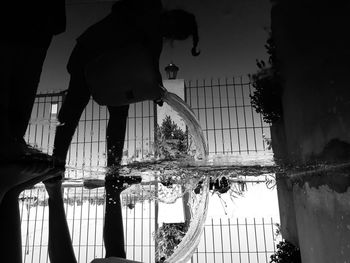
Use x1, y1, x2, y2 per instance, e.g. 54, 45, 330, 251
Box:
162, 91, 209, 158
161, 91, 210, 263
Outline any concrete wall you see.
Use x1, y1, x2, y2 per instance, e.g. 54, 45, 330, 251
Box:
293, 172, 350, 263
271, 1, 350, 162
271, 1, 350, 261
276, 174, 299, 247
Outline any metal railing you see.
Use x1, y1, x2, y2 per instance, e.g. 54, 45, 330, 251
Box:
185, 77, 270, 155
193, 218, 280, 263
20, 77, 275, 262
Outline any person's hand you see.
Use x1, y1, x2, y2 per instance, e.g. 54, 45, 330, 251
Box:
154, 84, 167, 106
154, 97, 164, 106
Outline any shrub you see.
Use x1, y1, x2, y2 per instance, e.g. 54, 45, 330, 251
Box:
250, 34, 283, 124
270, 241, 302, 263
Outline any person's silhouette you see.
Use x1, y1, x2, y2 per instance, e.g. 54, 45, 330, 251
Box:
49, 0, 200, 260
0, 1, 75, 263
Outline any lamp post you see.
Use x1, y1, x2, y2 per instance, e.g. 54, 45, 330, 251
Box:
164, 63, 179, 80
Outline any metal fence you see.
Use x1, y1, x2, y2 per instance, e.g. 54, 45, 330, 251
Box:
20, 77, 275, 263
20, 187, 156, 263
185, 77, 270, 155
193, 218, 280, 263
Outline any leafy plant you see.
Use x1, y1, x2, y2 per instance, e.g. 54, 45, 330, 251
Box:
250, 34, 283, 124
154, 222, 188, 261
155, 115, 188, 159
270, 241, 301, 263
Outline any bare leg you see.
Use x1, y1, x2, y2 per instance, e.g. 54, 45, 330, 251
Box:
0, 164, 60, 263
0, 163, 60, 204
44, 177, 77, 263
44, 68, 90, 263
103, 105, 129, 258
104, 182, 126, 258
0, 190, 22, 263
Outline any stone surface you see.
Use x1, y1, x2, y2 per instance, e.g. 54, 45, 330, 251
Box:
276, 174, 299, 246
293, 177, 350, 263
271, 1, 350, 162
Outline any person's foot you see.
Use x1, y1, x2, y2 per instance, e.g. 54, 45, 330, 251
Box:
0, 139, 61, 165
0, 162, 64, 203
105, 175, 142, 191
43, 169, 65, 196
83, 178, 105, 189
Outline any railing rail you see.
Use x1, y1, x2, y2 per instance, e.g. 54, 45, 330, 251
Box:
20, 77, 275, 263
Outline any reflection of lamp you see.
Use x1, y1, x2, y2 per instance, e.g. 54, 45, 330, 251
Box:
164, 62, 179, 80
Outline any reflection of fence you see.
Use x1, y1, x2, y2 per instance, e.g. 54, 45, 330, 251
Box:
27, 77, 271, 177
20, 187, 156, 263
27, 91, 156, 178
193, 218, 280, 263
20, 77, 274, 262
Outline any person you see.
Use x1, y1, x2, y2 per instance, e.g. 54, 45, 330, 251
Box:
0, 1, 75, 262
49, 0, 200, 260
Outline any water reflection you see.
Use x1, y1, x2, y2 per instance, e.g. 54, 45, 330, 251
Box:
21, 91, 279, 262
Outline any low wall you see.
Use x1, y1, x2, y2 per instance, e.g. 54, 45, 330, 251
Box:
293, 171, 350, 263
271, 1, 350, 261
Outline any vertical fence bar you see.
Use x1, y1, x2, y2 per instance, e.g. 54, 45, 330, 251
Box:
232, 78, 241, 154
240, 77, 250, 154
218, 78, 225, 154
262, 218, 268, 262
210, 79, 217, 154
219, 218, 224, 263
31, 189, 41, 263
245, 218, 251, 263
203, 226, 208, 263
141, 190, 144, 262
228, 218, 233, 263
253, 217, 259, 263
248, 83, 258, 152
211, 218, 216, 263
236, 218, 242, 263
86, 190, 92, 262
224, 78, 233, 153
133, 195, 136, 260
271, 217, 277, 253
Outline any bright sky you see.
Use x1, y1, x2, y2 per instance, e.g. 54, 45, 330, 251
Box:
39, 0, 271, 92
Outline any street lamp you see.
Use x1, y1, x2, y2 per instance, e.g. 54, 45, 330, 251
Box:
164, 62, 179, 80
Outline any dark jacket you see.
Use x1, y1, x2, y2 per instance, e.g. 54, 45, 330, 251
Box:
68, 0, 163, 83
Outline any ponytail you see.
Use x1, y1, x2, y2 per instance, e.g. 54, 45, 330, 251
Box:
191, 25, 200, 56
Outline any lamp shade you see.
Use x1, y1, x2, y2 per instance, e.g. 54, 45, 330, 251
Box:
164, 63, 179, 80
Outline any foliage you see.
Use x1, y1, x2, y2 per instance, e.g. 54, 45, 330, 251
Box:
270, 241, 302, 263
154, 222, 189, 260
250, 34, 283, 124
155, 115, 188, 159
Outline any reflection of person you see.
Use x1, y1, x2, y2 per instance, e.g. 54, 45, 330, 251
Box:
0, 1, 70, 263
50, 0, 200, 260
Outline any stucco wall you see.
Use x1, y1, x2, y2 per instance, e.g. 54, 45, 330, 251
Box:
293, 176, 350, 263
271, 1, 350, 162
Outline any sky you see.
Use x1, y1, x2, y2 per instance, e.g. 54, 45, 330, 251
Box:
39, 0, 272, 92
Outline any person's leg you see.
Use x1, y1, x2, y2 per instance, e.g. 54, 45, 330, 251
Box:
0, 165, 64, 262
44, 67, 90, 263
44, 176, 77, 263
106, 105, 129, 167
0, 162, 62, 204
0, 191, 22, 263
104, 105, 129, 258
52, 69, 91, 161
